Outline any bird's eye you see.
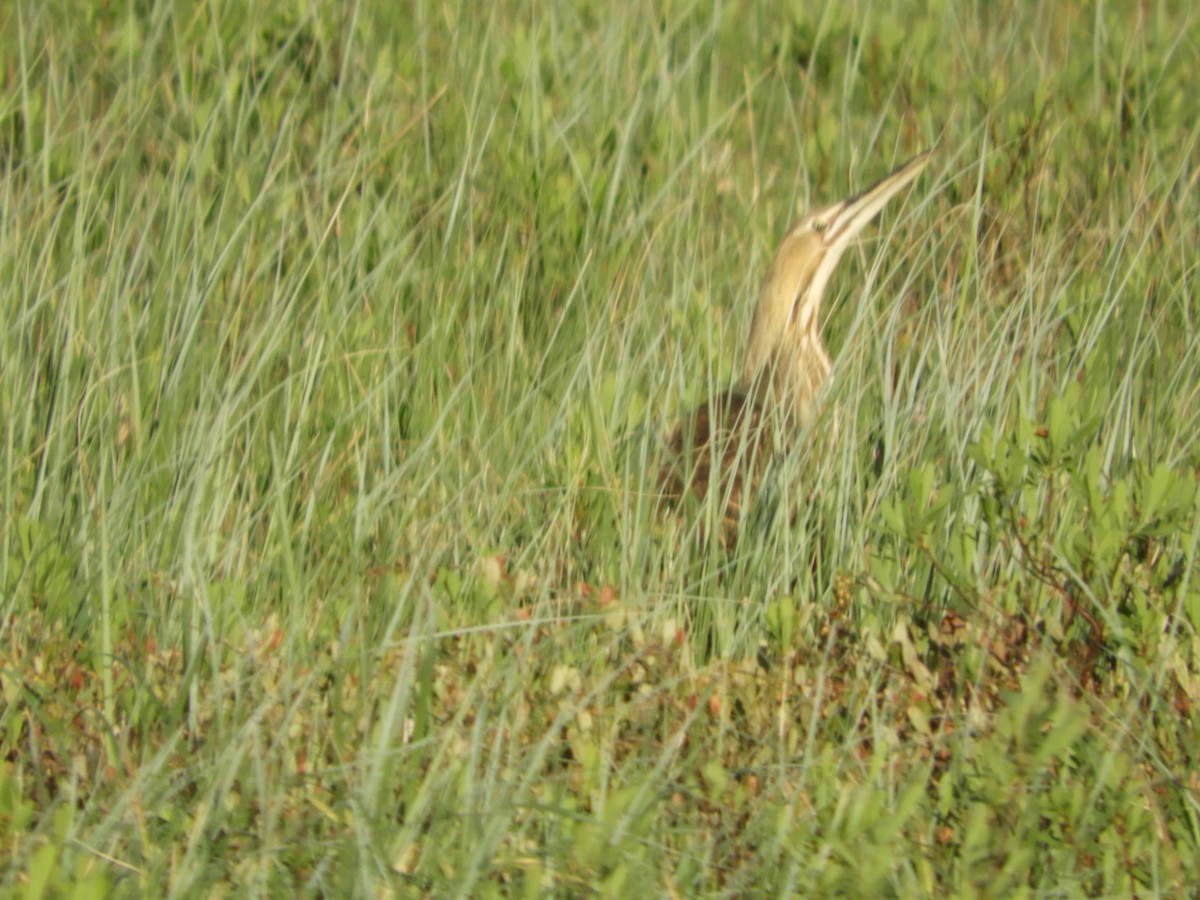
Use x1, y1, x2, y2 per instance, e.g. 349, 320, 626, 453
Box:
812, 220, 827, 233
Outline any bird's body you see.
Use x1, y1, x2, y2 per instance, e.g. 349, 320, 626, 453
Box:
658, 153, 932, 544
659, 388, 771, 543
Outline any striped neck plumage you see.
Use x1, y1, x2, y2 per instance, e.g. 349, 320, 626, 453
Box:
741, 152, 932, 423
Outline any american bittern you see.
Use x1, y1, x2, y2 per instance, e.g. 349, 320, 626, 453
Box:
658, 152, 932, 544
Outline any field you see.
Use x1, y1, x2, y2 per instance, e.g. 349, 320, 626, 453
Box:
3, 1, 1199, 895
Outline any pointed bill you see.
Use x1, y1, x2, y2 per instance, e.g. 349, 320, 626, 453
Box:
822, 151, 933, 249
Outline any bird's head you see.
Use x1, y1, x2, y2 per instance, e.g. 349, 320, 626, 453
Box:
742, 152, 932, 421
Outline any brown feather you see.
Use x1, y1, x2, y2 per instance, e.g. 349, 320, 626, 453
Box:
656, 390, 773, 546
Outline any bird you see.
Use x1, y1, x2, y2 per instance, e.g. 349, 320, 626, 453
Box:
657, 151, 932, 545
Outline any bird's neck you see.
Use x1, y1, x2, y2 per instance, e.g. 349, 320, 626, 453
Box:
742, 332, 832, 424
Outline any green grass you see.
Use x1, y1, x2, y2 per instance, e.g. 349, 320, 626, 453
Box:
3, 0, 1199, 895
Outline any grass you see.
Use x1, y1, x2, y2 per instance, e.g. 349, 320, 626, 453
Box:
2, 0, 1199, 895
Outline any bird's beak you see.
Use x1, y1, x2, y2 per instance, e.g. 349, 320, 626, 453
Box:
821, 151, 932, 251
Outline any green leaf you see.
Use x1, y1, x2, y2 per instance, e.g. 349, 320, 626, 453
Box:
1140, 462, 1172, 524
24, 842, 58, 900
880, 501, 906, 536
